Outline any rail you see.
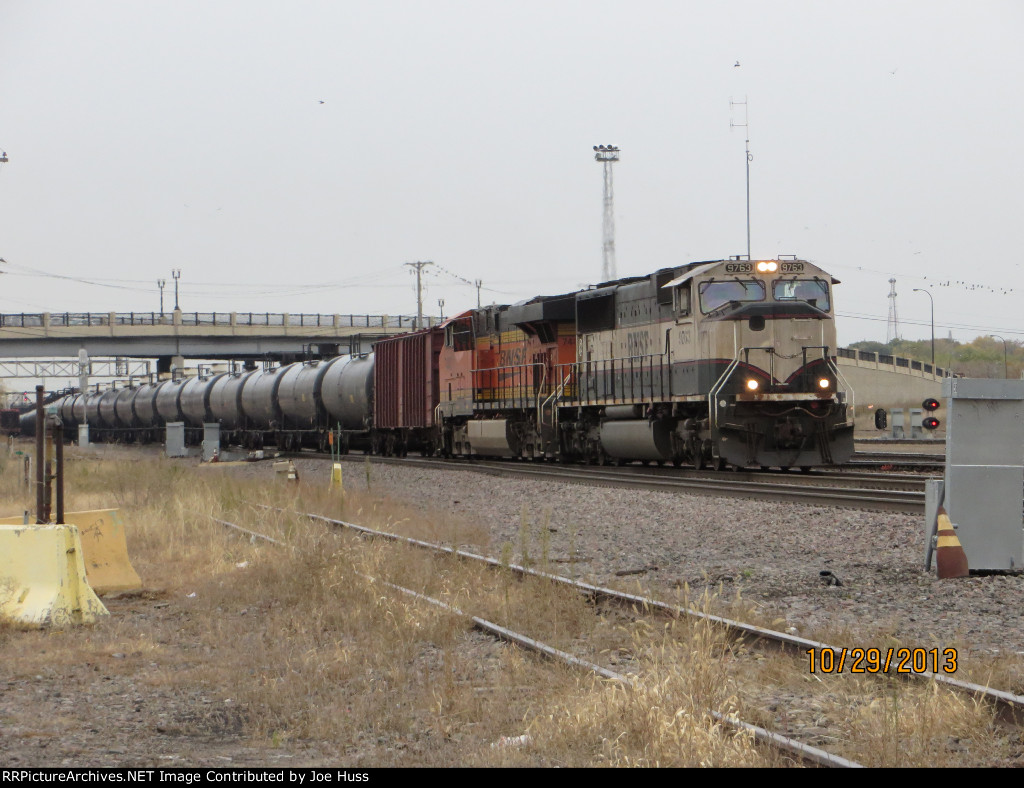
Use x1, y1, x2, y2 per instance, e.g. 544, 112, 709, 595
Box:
0, 312, 441, 329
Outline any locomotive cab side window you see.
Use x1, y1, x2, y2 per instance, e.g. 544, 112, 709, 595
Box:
698, 279, 765, 313
772, 278, 830, 311
673, 284, 691, 317
447, 319, 474, 352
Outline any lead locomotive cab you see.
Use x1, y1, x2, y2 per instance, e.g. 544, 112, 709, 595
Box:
569, 256, 854, 470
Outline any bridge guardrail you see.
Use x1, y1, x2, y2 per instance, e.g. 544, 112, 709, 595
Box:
0, 312, 441, 329
836, 347, 946, 378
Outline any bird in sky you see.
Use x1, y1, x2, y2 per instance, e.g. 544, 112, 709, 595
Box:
319, 100, 325, 104
734, 61, 740, 67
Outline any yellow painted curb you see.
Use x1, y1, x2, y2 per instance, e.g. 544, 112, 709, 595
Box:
0, 524, 109, 627
0, 509, 142, 595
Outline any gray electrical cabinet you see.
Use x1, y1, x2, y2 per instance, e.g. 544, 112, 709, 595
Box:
890, 408, 905, 440
165, 422, 187, 458
202, 423, 220, 463
942, 378, 1024, 571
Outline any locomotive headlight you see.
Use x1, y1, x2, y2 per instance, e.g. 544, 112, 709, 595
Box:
817, 377, 831, 390
755, 261, 778, 273
746, 379, 760, 391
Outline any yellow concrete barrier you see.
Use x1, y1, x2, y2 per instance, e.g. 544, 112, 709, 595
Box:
0, 524, 109, 627
0, 509, 142, 595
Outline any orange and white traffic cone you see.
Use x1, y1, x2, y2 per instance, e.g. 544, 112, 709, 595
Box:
935, 506, 969, 579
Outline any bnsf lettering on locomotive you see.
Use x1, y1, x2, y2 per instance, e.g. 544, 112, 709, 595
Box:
725, 262, 752, 273
626, 331, 651, 357
780, 262, 805, 272
498, 347, 527, 367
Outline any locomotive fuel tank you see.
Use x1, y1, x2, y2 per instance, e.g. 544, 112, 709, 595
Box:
465, 420, 515, 457
240, 367, 289, 430
598, 419, 674, 462
277, 361, 332, 429
155, 379, 188, 425
208, 371, 253, 430
320, 355, 374, 431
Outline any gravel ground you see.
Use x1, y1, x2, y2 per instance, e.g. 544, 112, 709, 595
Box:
288, 454, 1024, 688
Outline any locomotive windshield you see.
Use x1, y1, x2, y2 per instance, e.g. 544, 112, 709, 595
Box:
772, 278, 830, 311
698, 279, 766, 313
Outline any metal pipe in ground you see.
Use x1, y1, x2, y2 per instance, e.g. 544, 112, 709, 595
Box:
34, 385, 44, 523
54, 421, 64, 524
43, 419, 53, 524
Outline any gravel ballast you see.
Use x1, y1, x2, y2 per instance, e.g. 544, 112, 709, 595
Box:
292, 455, 1024, 681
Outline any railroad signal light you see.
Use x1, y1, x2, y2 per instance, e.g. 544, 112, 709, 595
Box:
874, 408, 887, 430
923, 398, 940, 411
923, 416, 940, 430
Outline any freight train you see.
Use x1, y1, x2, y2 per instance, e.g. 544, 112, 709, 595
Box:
21, 257, 856, 471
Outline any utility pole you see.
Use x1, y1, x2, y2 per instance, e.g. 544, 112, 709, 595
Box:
593, 145, 620, 281
172, 269, 181, 310
157, 279, 166, 315
912, 288, 934, 368
438, 298, 445, 321
991, 334, 1009, 379
405, 261, 433, 329
474, 279, 482, 309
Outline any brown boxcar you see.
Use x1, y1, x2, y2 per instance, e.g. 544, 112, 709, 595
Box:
372, 325, 445, 455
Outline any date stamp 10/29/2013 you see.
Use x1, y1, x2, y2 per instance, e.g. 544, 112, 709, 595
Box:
807, 647, 958, 675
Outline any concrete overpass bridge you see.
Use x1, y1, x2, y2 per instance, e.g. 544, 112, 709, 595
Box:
0, 309, 438, 366
0, 309, 949, 434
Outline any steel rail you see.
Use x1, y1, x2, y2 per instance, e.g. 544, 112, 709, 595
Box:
257, 505, 1024, 723
300, 452, 926, 512
218, 513, 860, 768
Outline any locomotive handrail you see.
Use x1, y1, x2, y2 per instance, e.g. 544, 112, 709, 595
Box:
567, 351, 671, 406
707, 357, 740, 437
828, 355, 856, 426
469, 362, 546, 412
539, 371, 574, 438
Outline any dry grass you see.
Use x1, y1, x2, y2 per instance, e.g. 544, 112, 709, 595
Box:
0, 444, 772, 766
1, 442, 1020, 767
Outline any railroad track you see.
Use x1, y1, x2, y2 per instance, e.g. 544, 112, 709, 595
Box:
848, 451, 945, 472
237, 505, 1024, 763
221, 510, 860, 768
298, 452, 928, 512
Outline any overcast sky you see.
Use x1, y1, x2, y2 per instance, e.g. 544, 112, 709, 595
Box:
1, 0, 1022, 347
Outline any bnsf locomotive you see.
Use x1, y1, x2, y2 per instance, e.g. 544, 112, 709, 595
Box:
27, 257, 855, 471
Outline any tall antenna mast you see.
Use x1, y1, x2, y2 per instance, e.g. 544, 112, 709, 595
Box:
729, 97, 752, 259
887, 277, 901, 343
593, 144, 620, 281
405, 261, 434, 329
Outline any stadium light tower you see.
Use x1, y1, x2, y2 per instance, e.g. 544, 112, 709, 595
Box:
593, 145, 620, 282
